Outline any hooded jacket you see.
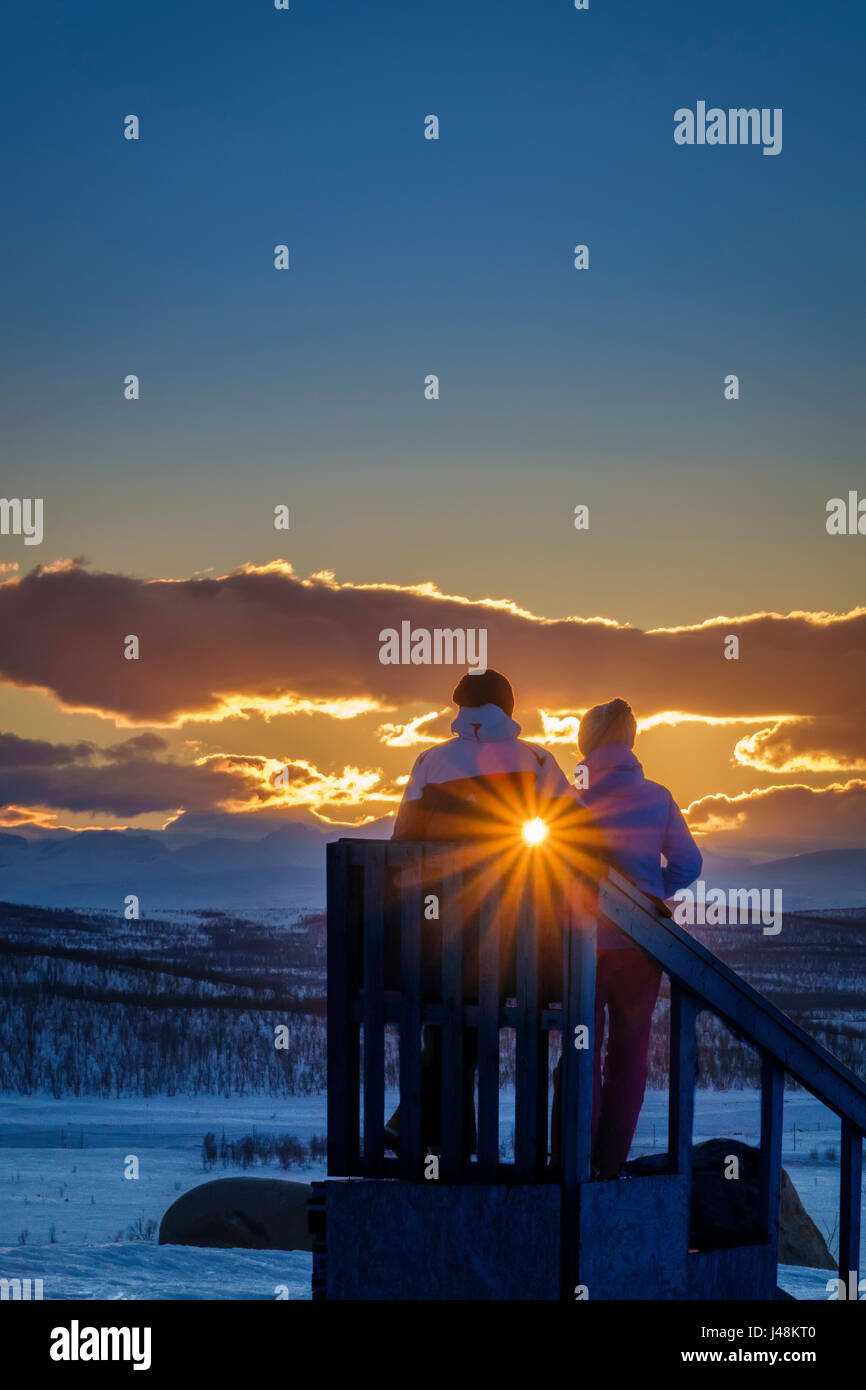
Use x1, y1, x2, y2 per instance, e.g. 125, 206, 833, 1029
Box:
577, 742, 702, 947
393, 703, 588, 846
392, 703, 610, 997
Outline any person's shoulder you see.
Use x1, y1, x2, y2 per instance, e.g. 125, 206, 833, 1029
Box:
520, 741, 571, 790
643, 779, 679, 812
642, 776, 672, 798
519, 739, 557, 768
411, 737, 458, 773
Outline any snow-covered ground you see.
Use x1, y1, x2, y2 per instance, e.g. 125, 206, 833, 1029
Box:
2, 1242, 312, 1301
0, 1087, 861, 1300
0, 1093, 327, 1250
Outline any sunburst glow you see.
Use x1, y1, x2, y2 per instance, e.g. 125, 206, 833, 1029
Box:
522, 817, 549, 846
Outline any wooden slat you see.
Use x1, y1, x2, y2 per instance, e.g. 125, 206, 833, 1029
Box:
839, 1119, 863, 1291
600, 872, 866, 1132
536, 1020, 551, 1172
559, 878, 596, 1300
476, 866, 500, 1180
439, 851, 464, 1179
326, 842, 357, 1175
559, 880, 596, 1186
398, 845, 424, 1178
514, 863, 540, 1180
759, 1054, 784, 1248
533, 868, 558, 1167
362, 843, 386, 1175
668, 983, 697, 1176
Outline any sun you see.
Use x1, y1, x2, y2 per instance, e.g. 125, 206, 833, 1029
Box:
522, 817, 548, 847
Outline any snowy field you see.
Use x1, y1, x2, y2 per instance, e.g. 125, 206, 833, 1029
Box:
0, 1087, 861, 1300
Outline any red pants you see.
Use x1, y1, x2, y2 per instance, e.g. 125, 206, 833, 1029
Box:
591, 947, 662, 1176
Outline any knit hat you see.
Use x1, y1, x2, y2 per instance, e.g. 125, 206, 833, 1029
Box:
577, 698, 637, 755
452, 668, 515, 717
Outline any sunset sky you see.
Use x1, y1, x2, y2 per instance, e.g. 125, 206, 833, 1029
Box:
1, 0, 864, 860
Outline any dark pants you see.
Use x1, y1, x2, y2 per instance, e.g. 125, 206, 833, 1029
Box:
552, 945, 662, 1176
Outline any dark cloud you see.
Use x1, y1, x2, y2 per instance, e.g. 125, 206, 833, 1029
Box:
0, 730, 395, 822
1, 562, 864, 728
687, 780, 866, 855
104, 733, 170, 760
0, 732, 96, 768
0, 741, 265, 818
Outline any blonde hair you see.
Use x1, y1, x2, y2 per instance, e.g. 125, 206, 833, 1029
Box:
578, 698, 637, 755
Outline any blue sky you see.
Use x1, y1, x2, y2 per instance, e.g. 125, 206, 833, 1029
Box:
1, 0, 864, 626
0, 0, 864, 847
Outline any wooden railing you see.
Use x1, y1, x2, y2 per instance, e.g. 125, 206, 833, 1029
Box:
326, 839, 865, 1289
600, 867, 866, 1287
327, 838, 593, 1184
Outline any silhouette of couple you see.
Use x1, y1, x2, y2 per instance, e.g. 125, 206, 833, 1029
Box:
387, 668, 702, 1180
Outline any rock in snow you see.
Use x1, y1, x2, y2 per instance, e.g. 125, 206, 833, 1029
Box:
159, 1178, 313, 1252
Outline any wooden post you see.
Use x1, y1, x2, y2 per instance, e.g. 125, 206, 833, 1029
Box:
668, 983, 697, 1177
440, 851, 464, 1179
362, 843, 385, 1175
560, 876, 596, 1300
839, 1118, 863, 1293
759, 1054, 784, 1250
398, 845, 424, 1178
476, 868, 501, 1181
515, 861, 541, 1181
326, 842, 357, 1175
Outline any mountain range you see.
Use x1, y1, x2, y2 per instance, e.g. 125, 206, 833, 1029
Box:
0, 822, 864, 913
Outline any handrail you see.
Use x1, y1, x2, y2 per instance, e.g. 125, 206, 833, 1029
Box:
599, 868, 866, 1130
600, 866, 864, 1288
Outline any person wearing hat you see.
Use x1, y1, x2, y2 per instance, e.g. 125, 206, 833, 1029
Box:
387, 669, 606, 1158
392, 668, 574, 842
574, 698, 702, 1178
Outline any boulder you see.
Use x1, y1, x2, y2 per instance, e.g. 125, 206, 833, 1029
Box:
625, 1138, 834, 1270
159, 1177, 313, 1251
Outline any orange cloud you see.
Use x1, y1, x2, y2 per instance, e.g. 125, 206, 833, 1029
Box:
0, 564, 861, 811
531, 707, 791, 746
0, 804, 58, 828
733, 719, 866, 773
376, 709, 450, 747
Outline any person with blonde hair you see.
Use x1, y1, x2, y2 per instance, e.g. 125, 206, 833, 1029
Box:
575, 698, 702, 1178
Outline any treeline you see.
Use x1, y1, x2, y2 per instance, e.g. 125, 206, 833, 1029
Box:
0, 902, 328, 1097
202, 1130, 327, 1170
2, 899, 864, 1098
0, 991, 327, 1097
641, 998, 866, 1089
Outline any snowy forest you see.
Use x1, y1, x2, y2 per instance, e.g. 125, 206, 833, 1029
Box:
1, 899, 865, 1098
